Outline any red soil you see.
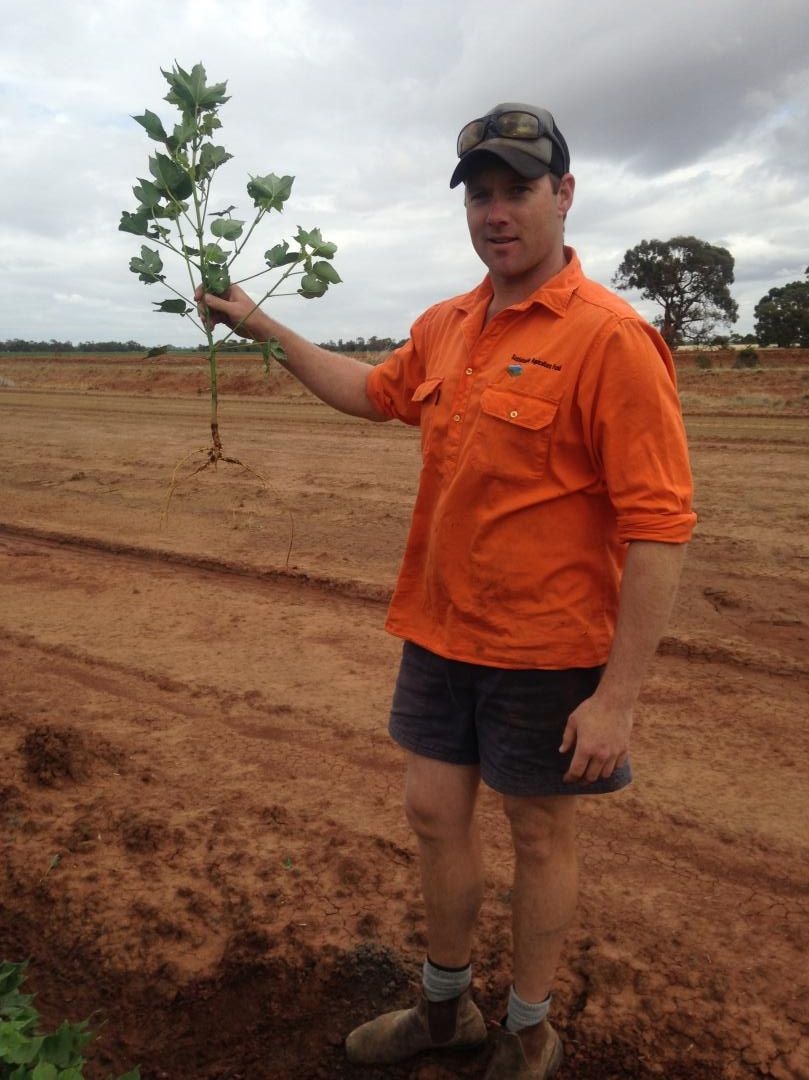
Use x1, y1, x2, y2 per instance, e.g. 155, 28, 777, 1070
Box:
0, 351, 807, 1079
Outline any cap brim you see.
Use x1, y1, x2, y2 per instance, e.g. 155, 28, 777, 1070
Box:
450, 144, 553, 189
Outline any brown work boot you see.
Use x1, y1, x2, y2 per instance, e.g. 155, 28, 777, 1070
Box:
483, 1020, 563, 1079
345, 988, 487, 1065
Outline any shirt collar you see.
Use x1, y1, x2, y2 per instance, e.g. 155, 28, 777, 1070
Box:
454, 246, 583, 319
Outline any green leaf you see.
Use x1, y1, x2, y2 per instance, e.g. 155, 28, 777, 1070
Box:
118, 209, 151, 237
264, 242, 300, 268
154, 200, 188, 221
0, 961, 28, 996
132, 178, 163, 210
311, 260, 342, 284
129, 246, 164, 284
114, 1071, 142, 1080
143, 346, 169, 359
210, 218, 244, 241
148, 153, 193, 200
152, 299, 192, 314
0, 1024, 42, 1064
298, 274, 328, 299
295, 226, 337, 258
313, 239, 337, 258
202, 263, 230, 295
199, 143, 233, 174
167, 115, 198, 152
267, 338, 287, 362
132, 109, 168, 142
199, 113, 222, 137
247, 173, 294, 212
209, 205, 236, 218
60, 1070, 86, 1080
0, 988, 35, 1020
32, 1063, 58, 1080
162, 63, 229, 112
260, 338, 287, 372
39, 1019, 89, 1067
151, 200, 185, 221
202, 243, 227, 264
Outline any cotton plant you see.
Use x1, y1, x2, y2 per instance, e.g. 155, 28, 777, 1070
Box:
119, 62, 341, 490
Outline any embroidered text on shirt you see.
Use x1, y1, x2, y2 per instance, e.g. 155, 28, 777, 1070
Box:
511, 353, 562, 372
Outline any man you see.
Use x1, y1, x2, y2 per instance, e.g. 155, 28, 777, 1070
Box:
197, 103, 696, 1079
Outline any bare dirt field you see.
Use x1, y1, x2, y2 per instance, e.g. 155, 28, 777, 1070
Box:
1, 350, 807, 1080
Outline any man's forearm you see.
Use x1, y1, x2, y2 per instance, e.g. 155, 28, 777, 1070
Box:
198, 284, 386, 420
597, 540, 687, 708
249, 308, 385, 421
561, 539, 687, 782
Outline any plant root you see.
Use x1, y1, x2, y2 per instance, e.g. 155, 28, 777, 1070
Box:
161, 424, 295, 567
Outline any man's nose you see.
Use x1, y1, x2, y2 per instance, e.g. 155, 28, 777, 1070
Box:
486, 197, 508, 224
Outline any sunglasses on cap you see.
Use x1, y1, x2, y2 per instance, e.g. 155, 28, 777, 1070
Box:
456, 110, 563, 159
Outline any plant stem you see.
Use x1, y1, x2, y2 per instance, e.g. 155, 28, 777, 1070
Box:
228, 208, 265, 267
186, 115, 220, 438
232, 264, 293, 287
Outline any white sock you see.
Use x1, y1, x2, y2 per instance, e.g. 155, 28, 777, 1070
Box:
505, 984, 551, 1032
422, 957, 472, 1002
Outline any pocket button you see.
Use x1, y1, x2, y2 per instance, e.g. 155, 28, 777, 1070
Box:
509, 410, 518, 418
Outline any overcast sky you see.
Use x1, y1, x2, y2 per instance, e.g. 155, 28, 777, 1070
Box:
2, 0, 808, 347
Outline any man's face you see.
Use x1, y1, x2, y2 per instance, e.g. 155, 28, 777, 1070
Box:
464, 161, 574, 294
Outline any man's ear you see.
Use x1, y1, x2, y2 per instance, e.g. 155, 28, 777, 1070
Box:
558, 173, 575, 215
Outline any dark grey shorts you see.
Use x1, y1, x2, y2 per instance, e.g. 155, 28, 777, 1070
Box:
389, 642, 632, 797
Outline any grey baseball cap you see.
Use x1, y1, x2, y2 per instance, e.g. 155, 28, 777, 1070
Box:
450, 103, 570, 188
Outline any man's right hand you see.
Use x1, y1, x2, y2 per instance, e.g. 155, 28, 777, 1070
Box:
194, 284, 384, 421
194, 283, 268, 342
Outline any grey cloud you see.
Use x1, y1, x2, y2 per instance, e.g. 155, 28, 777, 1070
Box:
1, 0, 807, 345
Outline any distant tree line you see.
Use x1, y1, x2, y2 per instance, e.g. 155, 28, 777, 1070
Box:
318, 335, 407, 353
2, 335, 408, 356
0, 339, 145, 353
4, 255, 808, 355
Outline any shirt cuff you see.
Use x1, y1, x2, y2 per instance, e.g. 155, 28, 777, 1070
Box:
616, 511, 697, 544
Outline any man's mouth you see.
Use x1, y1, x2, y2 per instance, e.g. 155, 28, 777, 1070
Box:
489, 236, 517, 246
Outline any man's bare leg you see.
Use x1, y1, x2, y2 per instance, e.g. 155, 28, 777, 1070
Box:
344, 754, 487, 1064
502, 794, 578, 1061
404, 752, 484, 967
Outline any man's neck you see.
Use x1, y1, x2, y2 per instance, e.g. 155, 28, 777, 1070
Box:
485, 248, 568, 323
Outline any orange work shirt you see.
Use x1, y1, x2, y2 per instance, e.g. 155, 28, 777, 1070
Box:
366, 248, 696, 669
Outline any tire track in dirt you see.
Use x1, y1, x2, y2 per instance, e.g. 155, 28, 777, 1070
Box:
4, 521, 805, 681
0, 521, 392, 605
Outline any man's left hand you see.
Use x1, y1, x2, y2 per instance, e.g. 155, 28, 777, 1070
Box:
559, 694, 632, 783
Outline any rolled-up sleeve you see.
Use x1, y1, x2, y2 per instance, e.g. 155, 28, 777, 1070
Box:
583, 318, 697, 544
366, 316, 430, 425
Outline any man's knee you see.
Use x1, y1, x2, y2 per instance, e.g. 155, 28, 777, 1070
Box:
405, 787, 461, 841
503, 795, 577, 863
404, 758, 479, 842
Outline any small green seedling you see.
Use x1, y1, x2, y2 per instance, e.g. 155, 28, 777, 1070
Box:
0, 960, 139, 1079
120, 62, 340, 498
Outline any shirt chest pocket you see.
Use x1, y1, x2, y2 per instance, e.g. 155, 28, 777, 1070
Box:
471, 387, 560, 482
412, 376, 445, 463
